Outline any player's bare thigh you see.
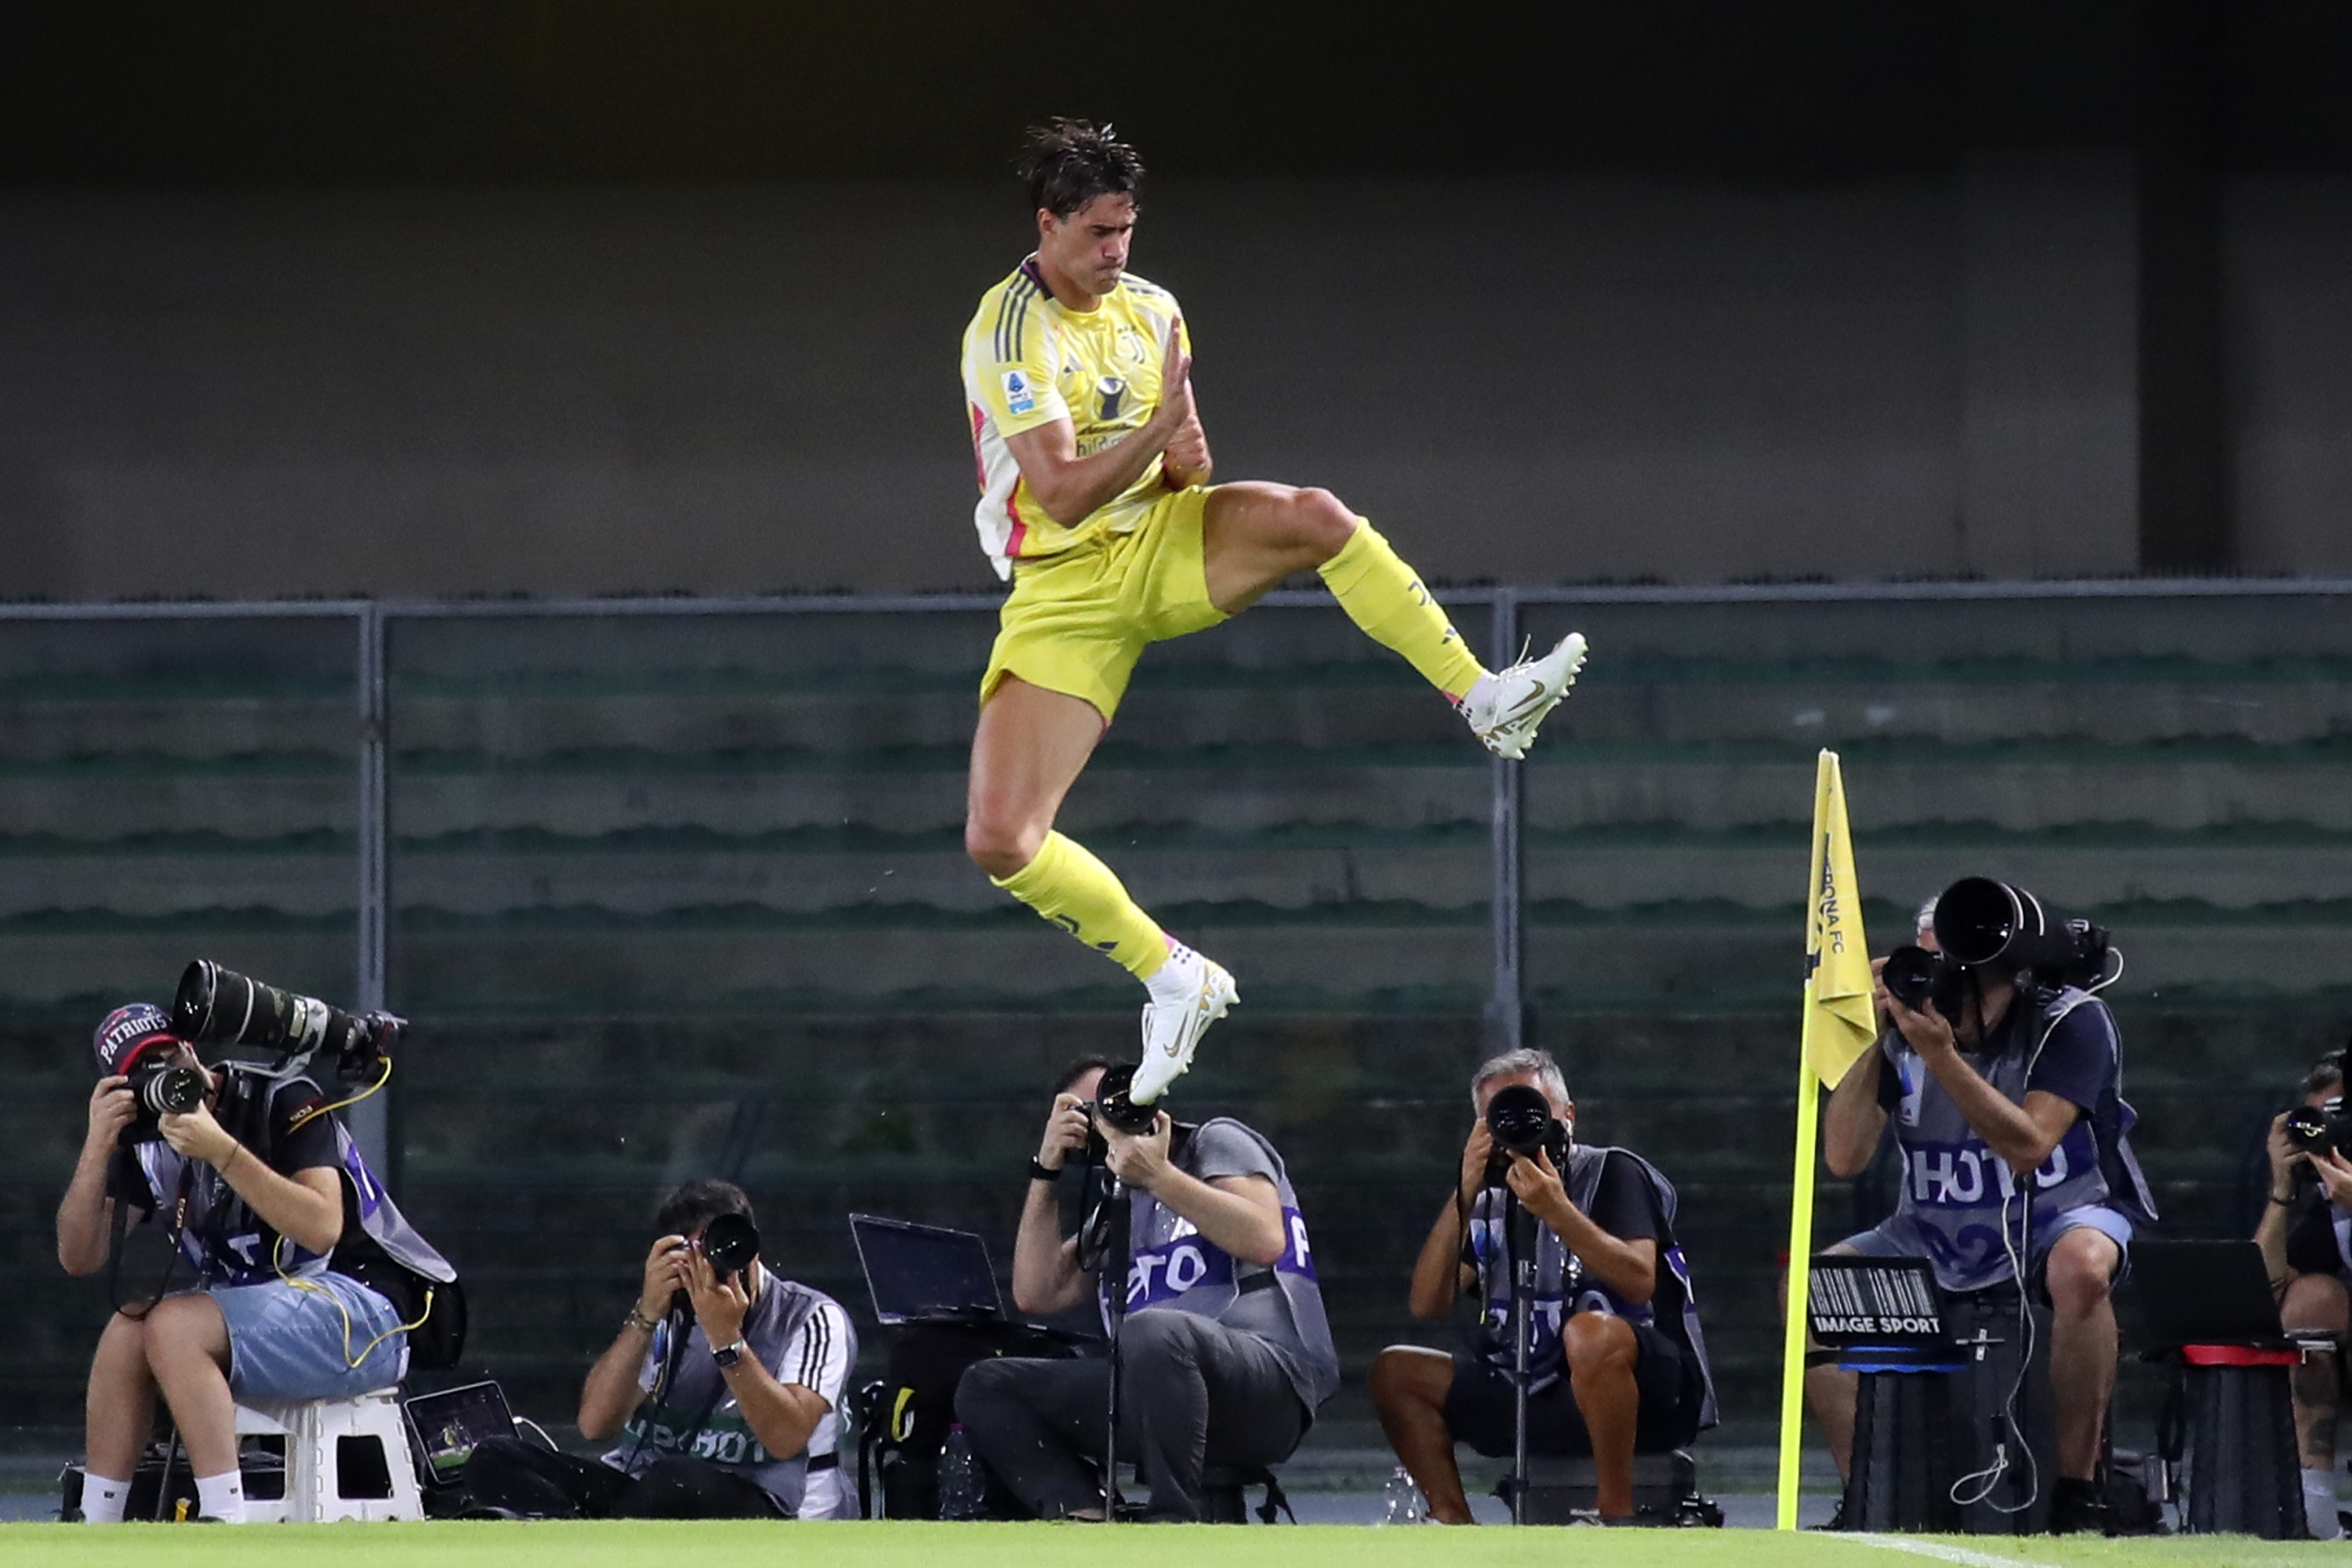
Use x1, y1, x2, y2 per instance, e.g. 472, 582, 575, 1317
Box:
965, 674, 1109, 879
1201, 481, 1359, 615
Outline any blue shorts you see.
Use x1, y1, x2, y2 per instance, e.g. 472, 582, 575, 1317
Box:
1837, 1203, 2133, 1301
205, 1272, 410, 1402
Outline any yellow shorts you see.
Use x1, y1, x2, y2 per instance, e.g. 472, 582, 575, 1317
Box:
981, 485, 1226, 721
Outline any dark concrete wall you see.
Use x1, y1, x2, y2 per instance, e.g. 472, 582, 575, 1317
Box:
1, 171, 2347, 600
2227, 175, 2352, 576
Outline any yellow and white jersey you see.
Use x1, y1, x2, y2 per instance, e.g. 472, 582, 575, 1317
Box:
960, 258, 1189, 579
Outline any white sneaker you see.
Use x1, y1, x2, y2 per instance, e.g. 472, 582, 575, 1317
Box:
1461, 632, 1588, 760
1131, 949, 1238, 1103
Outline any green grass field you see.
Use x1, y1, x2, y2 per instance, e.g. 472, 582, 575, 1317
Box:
0, 1521, 2343, 1568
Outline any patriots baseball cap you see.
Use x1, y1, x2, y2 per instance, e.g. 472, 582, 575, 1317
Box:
93, 1003, 181, 1078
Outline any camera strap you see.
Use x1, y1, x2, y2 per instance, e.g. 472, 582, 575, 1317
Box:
107, 1163, 196, 1322
619, 1308, 698, 1477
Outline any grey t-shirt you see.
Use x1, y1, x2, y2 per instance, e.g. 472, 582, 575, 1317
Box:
1110, 1116, 1341, 1414
605, 1267, 858, 1519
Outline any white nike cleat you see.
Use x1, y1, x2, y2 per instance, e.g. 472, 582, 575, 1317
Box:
1461, 632, 1588, 760
1131, 949, 1238, 1104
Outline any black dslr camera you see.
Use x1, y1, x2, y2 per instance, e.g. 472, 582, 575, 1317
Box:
121, 1059, 209, 1145
666, 1212, 761, 1316
1483, 1083, 1570, 1185
699, 1212, 760, 1276
172, 960, 400, 1081
2285, 1098, 2352, 1163
1882, 877, 2115, 1020
1073, 1064, 1180, 1274
1078, 1063, 1163, 1163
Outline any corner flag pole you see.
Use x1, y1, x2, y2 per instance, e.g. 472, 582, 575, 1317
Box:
1775, 971, 1829, 1528
1776, 750, 1876, 1530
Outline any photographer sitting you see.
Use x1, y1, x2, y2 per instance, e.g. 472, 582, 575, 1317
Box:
955, 1058, 1338, 1522
2256, 1044, 2352, 1540
1369, 1048, 1715, 1524
1806, 881, 2157, 1535
58, 1004, 452, 1525
464, 1179, 855, 1519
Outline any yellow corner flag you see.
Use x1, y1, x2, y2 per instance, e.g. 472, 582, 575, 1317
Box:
1776, 749, 1875, 1528
1803, 750, 1878, 1087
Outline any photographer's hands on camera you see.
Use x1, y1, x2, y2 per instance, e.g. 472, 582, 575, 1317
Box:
1874, 958, 1964, 1065
638, 1234, 751, 1345
2268, 1111, 2352, 1210
1101, 1112, 1174, 1191
1034, 1091, 1093, 1176
1454, 1116, 1575, 1228
1867, 945, 2083, 1180
1032, 1089, 1175, 1191
82, 1076, 136, 1159
1456, 1114, 1659, 1305
84, 1068, 248, 1173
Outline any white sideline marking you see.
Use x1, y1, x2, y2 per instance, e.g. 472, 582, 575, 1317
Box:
1835, 1533, 2058, 1568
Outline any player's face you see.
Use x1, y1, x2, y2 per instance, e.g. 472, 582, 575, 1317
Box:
1039, 194, 1136, 296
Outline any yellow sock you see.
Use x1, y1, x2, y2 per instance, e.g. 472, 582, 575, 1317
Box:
993, 832, 1171, 980
1317, 521, 1488, 699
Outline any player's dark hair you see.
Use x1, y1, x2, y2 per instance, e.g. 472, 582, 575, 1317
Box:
1021, 119, 1144, 219
656, 1178, 755, 1238
1054, 1054, 1116, 1096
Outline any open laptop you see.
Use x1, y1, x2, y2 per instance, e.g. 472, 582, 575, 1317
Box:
403, 1381, 516, 1488
849, 1213, 1006, 1325
2130, 1239, 2299, 1350
1807, 1255, 1951, 1351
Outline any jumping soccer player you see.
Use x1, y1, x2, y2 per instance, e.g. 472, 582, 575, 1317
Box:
961, 120, 1586, 1104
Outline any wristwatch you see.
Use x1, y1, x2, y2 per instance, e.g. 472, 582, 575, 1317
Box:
711, 1338, 748, 1369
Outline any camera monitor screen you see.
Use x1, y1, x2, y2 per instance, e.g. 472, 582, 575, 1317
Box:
850, 1213, 1005, 1325
403, 1381, 514, 1485
1807, 1257, 1949, 1349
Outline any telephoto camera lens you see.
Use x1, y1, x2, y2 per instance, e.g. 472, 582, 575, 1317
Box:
1484, 1083, 1555, 1157
1091, 1064, 1161, 1136
699, 1213, 760, 1276
1933, 877, 2045, 968
1930, 878, 2111, 990
1483, 1082, 1570, 1183
172, 960, 372, 1062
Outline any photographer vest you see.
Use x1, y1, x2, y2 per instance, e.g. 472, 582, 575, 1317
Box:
1882, 986, 2158, 1292
127, 1066, 454, 1292
1108, 1116, 1341, 1412
609, 1267, 857, 1519
1466, 1145, 1718, 1430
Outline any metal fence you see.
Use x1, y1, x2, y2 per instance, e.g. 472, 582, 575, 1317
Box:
9, 573, 2350, 1181
11, 575, 2352, 1440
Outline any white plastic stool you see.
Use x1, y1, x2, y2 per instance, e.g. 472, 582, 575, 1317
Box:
234, 1388, 423, 1523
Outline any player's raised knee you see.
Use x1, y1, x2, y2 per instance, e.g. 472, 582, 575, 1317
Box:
964, 812, 1040, 881
1287, 488, 1359, 561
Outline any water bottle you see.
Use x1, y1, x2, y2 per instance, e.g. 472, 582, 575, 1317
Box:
1376, 1465, 1425, 1525
938, 1423, 985, 1520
